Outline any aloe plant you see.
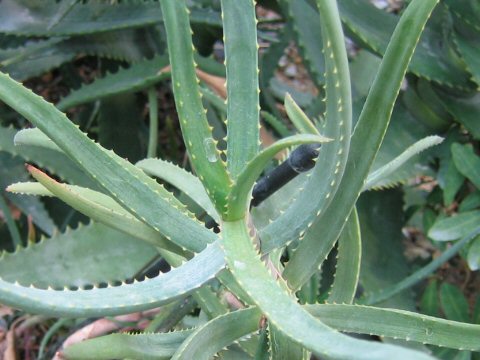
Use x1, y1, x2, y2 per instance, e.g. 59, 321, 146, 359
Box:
0, 0, 479, 359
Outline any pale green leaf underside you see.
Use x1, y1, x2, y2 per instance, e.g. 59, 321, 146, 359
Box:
429, 211, 480, 241
284, 93, 320, 135
8, 171, 184, 256
136, 158, 219, 222
56, 55, 170, 111
0, 242, 224, 317
0, 222, 157, 289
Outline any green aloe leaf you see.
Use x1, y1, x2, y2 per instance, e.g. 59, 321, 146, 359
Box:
259, 0, 352, 253
0, 0, 221, 36
327, 207, 361, 305
161, 0, 231, 213
0, 71, 216, 253
0, 222, 157, 289
136, 158, 218, 222
62, 330, 193, 360
8, 166, 184, 255
284, 0, 440, 290
453, 20, 480, 87
226, 134, 331, 221
306, 304, 480, 351
222, 0, 260, 179
281, 0, 325, 87
338, 0, 473, 89
0, 150, 55, 236
57, 55, 170, 111
439, 93, 480, 140
0, 241, 224, 317
173, 307, 260, 360
1, 125, 96, 189
222, 219, 434, 360
364, 136, 443, 191
284, 93, 320, 135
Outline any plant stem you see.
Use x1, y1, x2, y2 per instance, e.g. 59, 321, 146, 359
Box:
38, 318, 70, 360
0, 194, 22, 248
147, 87, 158, 158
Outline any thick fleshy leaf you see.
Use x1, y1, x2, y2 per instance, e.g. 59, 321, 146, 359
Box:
62, 330, 193, 360
222, 219, 434, 360
327, 207, 361, 304
338, 0, 473, 89
161, 0, 231, 213
0, 71, 216, 253
284, 0, 440, 289
0, 242, 224, 317
56, 55, 170, 111
136, 158, 218, 222
226, 134, 331, 220
306, 304, 480, 351
364, 136, 443, 191
258, 0, 352, 253
0, 222, 157, 289
222, 0, 260, 179
0, 0, 221, 36
172, 308, 259, 360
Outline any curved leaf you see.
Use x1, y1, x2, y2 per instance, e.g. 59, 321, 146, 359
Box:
284, 0, 440, 289
136, 158, 218, 222
222, 219, 434, 360
62, 330, 193, 360
364, 135, 443, 191
57, 55, 170, 111
327, 207, 361, 304
0, 242, 224, 317
226, 134, 331, 220
0, 0, 221, 36
0, 222, 157, 289
161, 0, 231, 213
9, 166, 184, 255
0, 71, 216, 253
258, 0, 352, 253
306, 304, 480, 351
173, 308, 260, 360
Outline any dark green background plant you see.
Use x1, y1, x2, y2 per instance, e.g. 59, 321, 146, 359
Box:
0, 0, 478, 359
